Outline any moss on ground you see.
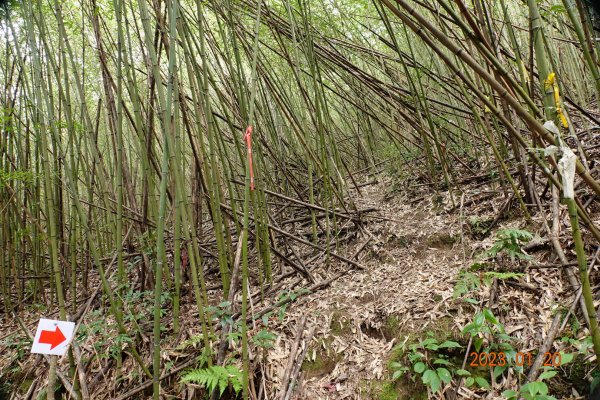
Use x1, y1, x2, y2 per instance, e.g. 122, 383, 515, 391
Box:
362, 378, 428, 400
425, 233, 459, 249
301, 336, 341, 379
330, 311, 353, 337
18, 379, 33, 394
382, 315, 401, 341
551, 354, 592, 397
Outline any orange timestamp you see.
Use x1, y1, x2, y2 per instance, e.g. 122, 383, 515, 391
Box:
468, 351, 564, 368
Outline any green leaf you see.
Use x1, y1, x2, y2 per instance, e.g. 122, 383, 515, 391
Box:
392, 370, 403, 380
474, 312, 485, 326
437, 368, 452, 384
462, 322, 479, 335
539, 370, 557, 381
502, 390, 518, 399
522, 381, 548, 396
390, 362, 403, 369
430, 376, 442, 392
521, 382, 537, 396
475, 376, 490, 389
218, 374, 228, 396
408, 349, 424, 362
180, 365, 243, 395
474, 337, 484, 352
261, 312, 271, 326
536, 382, 549, 395
497, 333, 513, 341
433, 358, 451, 365
251, 329, 277, 349
455, 369, 471, 376
421, 338, 439, 350
439, 340, 461, 349
560, 352, 574, 365
420, 338, 438, 347
484, 272, 524, 282
414, 362, 426, 374
592, 374, 600, 392
278, 304, 287, 321
493, 365, 508, 379
422, 369, 435, 384
422, 370, 441, 392
483, 308, 499, 324
465, 377, 474, 387
231, 375, 242, 393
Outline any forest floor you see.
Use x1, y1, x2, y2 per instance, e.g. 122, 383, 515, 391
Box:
260, 176, 592, 399
0, 175, 595, 399
263, 178, 470, 399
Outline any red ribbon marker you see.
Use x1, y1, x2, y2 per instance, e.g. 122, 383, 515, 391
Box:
244, 126, 255, 191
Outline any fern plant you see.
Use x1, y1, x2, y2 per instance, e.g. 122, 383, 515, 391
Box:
484, 229, 533, 261
453, 268, 523, 299
181, 365, 243, 397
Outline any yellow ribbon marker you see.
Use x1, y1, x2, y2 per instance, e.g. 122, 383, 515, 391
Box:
544, 72, 569, 128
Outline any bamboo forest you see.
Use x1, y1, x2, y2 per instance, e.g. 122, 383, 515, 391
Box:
4, 0, 600, 398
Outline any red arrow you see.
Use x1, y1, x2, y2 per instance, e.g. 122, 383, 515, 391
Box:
39, 326, 66, 349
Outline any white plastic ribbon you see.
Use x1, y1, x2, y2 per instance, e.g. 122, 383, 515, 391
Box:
543, 145, 558, 157
544, 120, 577, 199
558, 145, 577, 199
543, 120, 559, 137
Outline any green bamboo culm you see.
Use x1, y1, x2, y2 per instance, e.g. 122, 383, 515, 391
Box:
151, 0, 181, 396
560, 147, 600, 368
527, 0, 556, 122
566, 197, 600, 367
241, 144, 251, 400
22, 0, 68, 396
562, 0, 600, 101
240, 0, 263, 397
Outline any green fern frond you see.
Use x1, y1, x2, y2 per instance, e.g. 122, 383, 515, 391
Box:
482, 271, 524, 285
181, 365, 243, 397
483, 229, 533, 261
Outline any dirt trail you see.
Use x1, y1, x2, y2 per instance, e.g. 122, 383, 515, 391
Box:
266, 180, 469, 399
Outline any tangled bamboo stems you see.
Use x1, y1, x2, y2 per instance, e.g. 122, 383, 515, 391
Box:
2, 0, 600, 397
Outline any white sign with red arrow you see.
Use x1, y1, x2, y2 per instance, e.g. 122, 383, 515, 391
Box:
31, 319, 75, 356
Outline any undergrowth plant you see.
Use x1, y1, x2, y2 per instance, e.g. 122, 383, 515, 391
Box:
502, 363, 574, 400
454, 229, 532, 301
502, 372, 557, 400
483, 229, 533, 261
181, 365, 243, 397
462, 309, 514, 377
453, 267, 524, 301
391, 332, 466, 393
177, 301, 276, 399
403, 230, 539, 394
452, 230, 583, 398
